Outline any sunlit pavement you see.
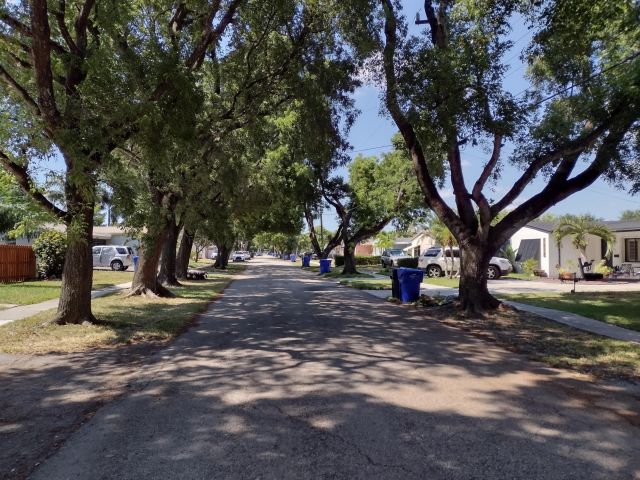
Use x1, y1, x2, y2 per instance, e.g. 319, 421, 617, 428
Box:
32, 258, 640, 480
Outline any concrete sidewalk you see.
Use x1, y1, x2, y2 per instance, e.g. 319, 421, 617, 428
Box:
0, 282, 132, 326
506, 301, 640, 344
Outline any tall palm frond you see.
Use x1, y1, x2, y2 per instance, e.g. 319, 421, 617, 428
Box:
553, 215, 615, 260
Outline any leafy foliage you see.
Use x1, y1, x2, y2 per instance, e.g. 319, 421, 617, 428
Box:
32, 230, 66, 279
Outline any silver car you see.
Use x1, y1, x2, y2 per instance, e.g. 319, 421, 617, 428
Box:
418, 246, 512, 279
92, 245, 135, 271
380, 249, 409, 267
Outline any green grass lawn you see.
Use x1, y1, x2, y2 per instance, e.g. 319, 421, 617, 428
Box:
504, 273, 536, 280
0, 267, 241, 354
339, 278, 391, 290
431, 306, 640, 381
0, 270, 135, 306
501, 292, 640, 332
423, 277, 459, 287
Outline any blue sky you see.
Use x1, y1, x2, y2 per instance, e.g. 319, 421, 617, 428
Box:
315, 1, 640, 231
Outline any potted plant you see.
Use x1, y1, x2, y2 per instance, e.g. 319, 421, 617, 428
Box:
558, 260, 576, 281
595, 259, 613, 280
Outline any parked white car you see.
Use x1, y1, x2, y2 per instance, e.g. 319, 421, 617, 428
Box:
92, 245, 135, 271
418, 246, 512, 279
232, 251, 245, 262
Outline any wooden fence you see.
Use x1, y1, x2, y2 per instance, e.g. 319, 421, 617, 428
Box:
0, 245, 37, 283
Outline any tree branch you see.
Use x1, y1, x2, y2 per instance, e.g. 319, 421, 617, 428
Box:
29, 0, 61, 127
185, 0, 243, 72
0, 151, 67, 219
492, 119, 634, 247
491, 118, 618, 215
472, 133, 502, 199
54, 0, 79, 54
380, 0, 463, 234
0, 10, 67, 55
0, 63, 42, 116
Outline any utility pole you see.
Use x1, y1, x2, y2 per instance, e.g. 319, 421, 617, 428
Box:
320, 203, 324, 251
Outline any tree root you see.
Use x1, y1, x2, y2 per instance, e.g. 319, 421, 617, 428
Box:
40, 312, 112, 327
126, 283, 176, 298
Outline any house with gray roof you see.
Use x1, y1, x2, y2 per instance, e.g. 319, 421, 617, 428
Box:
510, 219, 640, 278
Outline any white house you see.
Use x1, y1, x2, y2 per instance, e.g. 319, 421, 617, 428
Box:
402, 230, 437, 257
510, 220, 640, 278
12, 224, 139, 249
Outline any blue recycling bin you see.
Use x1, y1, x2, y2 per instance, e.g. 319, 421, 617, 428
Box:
397, 267, 424, 302
319, 258, 332, 274
290, 254, 296, 262
132, 255, 139, 272
302, 255, 311, 268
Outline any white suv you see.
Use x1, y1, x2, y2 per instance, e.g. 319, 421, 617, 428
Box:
418, 247, 512, 279
92, 245, 135, 271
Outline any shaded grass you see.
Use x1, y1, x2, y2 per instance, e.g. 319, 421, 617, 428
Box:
0, 270, 134, 305
0, 268, 242, 354
427, 305, 640, 381
339, 278, 391, 290
500, 292, 640, 332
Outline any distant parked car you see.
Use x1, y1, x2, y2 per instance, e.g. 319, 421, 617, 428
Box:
232, 251, 244, 262
92, 245, 135, 271
381, 249, 409, 267
417, 246, 512, 279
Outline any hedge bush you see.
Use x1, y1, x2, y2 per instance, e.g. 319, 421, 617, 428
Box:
32, 229, 67, 278
355, 255, 381, 265
396, 257, 419, 268
333, 255, 382, 267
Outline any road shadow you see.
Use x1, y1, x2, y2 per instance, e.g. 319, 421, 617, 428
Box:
4, 260, 640, 479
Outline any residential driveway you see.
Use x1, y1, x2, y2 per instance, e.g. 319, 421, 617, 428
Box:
489, 278, 640, 294
419, 277, 640, 297
31, 259, 640, 480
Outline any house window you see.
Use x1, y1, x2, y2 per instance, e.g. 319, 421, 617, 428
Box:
542, 238, 546, 258
625, 238, 640, 262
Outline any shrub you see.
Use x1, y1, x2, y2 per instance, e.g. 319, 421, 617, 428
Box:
355, 255, 381, 265
334, 255, 382, 267
521, 258, 539, 276
32, 230, 67, 278
595, 259, 613, 276
396, 257, 419, 268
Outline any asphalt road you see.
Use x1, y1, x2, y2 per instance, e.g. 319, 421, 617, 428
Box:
32, 259, 640, 479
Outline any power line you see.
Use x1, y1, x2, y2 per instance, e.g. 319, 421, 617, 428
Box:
351, 144, 393, 153
584, 188, 640, 206
514, 50, 640, 104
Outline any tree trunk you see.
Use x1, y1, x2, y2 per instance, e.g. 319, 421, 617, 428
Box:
458, 242, 500, 315
128, 223, 174, 298
342, 240, 358, 275
176, 228, 194, 280
52, 199, 96, 325
157, 215, 181, 287
214, 243, 231, 269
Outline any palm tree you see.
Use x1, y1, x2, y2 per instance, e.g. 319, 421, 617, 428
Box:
553, 215, 615, 270
430, 218, 458, 278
